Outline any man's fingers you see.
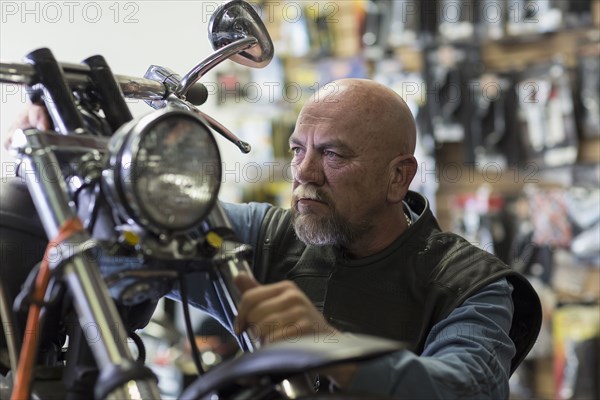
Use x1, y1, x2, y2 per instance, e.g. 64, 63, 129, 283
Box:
234, 272, 259, 294
29, 104, 51, 131
234, 273, 261, 334
3, 135, 13, 151
3, 105, 51, 150
243, 290, 305, 331
235, 280, 296, 335
4, 108, 28, 150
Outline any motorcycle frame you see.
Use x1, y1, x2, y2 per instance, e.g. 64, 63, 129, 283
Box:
1, 2, 275, 395
14, 129, 161, 399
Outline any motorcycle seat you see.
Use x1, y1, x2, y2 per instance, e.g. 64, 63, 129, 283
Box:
180, 333, 405, 399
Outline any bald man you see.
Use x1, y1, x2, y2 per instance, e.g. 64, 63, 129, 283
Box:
7, 79, 541, 398
220, 79, 541, 398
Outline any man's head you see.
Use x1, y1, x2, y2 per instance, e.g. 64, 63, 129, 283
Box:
289, 79, 418, 257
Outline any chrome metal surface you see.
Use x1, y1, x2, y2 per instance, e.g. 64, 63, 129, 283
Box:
0, 62, 34, 84
0, 283, 18, 373
0, 373, 11, 400
209, 0, 274, 67
18, 137, 131, 366
14, 134, 161, 398
144, 65, 181, 93
105, 380, 161, 400
62, 243, 135, 368
115, 74, 166, 100
0, 62, 167, 100
277, 376, 316, 399
106, 108, 221, 234
16, 129, 110, 152
175, 0, 275, 98
152, 96, 251, 154
19, 143, 78, 239
175, 37, 256, 98
214, 259, 261, 352
193, 107, 251, 154
204, 203, 261, 351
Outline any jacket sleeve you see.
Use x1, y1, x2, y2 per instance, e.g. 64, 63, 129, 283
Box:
347, 278, 516, 400
220, 201, 271, 249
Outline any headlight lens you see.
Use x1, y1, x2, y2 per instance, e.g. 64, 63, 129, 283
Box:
109, 109, 221, 233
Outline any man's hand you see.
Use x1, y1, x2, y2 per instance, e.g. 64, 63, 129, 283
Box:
3, 104, 51, 150
233, 273, 358, 388
234, 273, 337, 344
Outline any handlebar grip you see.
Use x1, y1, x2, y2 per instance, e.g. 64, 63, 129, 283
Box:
185, 83, 209, 106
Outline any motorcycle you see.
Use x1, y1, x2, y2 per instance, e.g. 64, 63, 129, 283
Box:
0, 1, 401, 398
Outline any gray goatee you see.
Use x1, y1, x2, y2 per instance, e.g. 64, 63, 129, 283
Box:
291, 185, 372, 246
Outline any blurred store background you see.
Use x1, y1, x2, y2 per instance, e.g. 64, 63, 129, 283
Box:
1, 1, 598, 398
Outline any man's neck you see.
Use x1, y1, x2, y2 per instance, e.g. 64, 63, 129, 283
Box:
343, 209, 410, 259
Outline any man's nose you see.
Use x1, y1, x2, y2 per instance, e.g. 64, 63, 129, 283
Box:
293, 152, 324, 186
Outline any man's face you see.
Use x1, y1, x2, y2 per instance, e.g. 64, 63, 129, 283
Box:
289, 103, 390, 248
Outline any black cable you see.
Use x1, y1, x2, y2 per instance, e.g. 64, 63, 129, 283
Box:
128, 330, 146, 364
87, 183, 103, 232
72, 180, 100, 232
178, 273, 205, 375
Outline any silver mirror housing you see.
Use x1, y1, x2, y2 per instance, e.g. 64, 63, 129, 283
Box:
209, 0, 274, 68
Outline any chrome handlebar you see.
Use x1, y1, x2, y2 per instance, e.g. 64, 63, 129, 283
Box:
1, 62, 168, 101
0, 61, 251, 153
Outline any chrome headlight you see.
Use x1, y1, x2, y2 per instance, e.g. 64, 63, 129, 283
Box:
105, 109, 221, 234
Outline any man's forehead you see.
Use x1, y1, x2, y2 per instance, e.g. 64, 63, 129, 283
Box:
292, 116, 347, 140
291, 122, 371, 152
297, 114, 334, 125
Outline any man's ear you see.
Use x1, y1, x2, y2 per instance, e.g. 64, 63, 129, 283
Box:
387, 155, 417, 203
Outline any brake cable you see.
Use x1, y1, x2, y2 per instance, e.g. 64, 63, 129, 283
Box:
178, 273, 206, 376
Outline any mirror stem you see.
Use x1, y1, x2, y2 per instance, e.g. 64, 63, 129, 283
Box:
176, 37, 257, 98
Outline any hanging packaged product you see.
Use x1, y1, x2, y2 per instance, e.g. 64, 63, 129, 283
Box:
575, 53, 600, 139
422, 44, 482, 145
516, 60, 578, 168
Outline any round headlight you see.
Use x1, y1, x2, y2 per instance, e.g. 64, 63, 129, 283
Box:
107, 109, 221, 233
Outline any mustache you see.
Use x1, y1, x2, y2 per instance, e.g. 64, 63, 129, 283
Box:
293, 185, 330, 204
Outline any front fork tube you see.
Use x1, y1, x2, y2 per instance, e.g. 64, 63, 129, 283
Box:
18, 136, 160, 399
203, 204, 317, 398
203, 203, 261, 352
211, 258, 260, 352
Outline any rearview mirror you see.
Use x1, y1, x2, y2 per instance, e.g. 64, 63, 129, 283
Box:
209, 0, 274, 68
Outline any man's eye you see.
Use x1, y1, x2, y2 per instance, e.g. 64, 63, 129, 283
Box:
290, 147, 302, 156
323, 150, 338, 158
